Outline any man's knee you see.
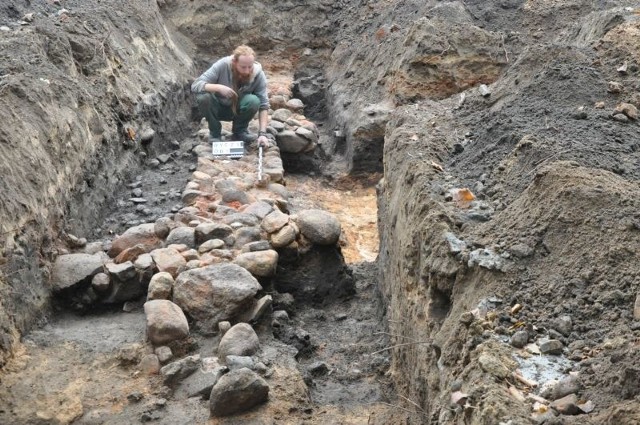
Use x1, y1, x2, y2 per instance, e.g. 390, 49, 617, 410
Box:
240, 94, 260, 113
196, 92, 217, 109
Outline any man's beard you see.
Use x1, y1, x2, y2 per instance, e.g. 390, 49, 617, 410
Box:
232, 67, 251, 86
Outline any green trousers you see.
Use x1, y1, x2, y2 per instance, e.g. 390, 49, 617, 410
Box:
196, 93, 260, 138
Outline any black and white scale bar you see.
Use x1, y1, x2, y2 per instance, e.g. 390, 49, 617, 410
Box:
212, 141, 244, 158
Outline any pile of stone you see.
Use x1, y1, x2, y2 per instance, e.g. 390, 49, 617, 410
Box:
50, 103, 341, 417
269, 91, 319, 153
268, 106, 319, 154
149, 322, 269, 417
605, 81, 639, 123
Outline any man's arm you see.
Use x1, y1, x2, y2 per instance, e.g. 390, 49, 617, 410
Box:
191, 57, 235, 98
258, 110, 269, 133
191, 62, 218, 93
254, 69, 271, 147
257, 109, 270, 147
204, 83, 236, 98
253, 70, 270, 111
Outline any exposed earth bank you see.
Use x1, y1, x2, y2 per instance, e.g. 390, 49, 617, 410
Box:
1, 0, 640, 424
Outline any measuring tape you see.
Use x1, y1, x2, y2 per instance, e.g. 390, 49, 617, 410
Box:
258, 145, 263, 181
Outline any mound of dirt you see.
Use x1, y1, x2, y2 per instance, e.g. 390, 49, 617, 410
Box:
375, 2, 640, 423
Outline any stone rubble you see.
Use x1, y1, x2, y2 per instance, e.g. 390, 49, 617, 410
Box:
49, 95, 347, 417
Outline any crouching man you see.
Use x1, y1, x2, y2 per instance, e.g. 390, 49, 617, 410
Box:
191, 45, 270, 147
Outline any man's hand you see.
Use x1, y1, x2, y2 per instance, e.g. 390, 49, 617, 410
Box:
257, 134, 270, 147
210, 84, 236, 98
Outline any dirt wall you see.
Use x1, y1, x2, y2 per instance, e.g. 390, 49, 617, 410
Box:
324, 1, 509, 175
159, 0, 334, 62
0, 0, 194, 366
376, 2, 640, 423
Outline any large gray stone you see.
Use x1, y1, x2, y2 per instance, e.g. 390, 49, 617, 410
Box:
270, 224, 296, 248
198, 238, 225, 253
173, 263, 261, 329
286, 98, 304, 111
144, 300, 189, 345
154, 217, 175, 239
166, 227, 196, 248
267, 183, 290, 199
175, 357, 228, 400
221, 190, 251, 205
238, 295, 273, 324
182, 189, 204, 206
91, 273, 110, 293
510, 330, 529, 348
550, 393, 580, 415
52, 253, 104, 292
221, 213, 260, 227
150, 247, 187, 277
244, 201, 274, 220
105, 261, 136, 282
553, 315, 573, 336
271, 108, 293, 122
551, 375, 581, 401
147, 272, 174, 301
195, 222, 233, 244
295, 209, 341, 245
234, 227, 262, 248
241, 241, 271, 253
295, 126, 317, 143
217, 323, 260, 360
276, 130, 311, 153
209, 368, 269, 417
468, 248, 507, 271
160, 354, 201, 387
134, 253, 156, 281
102, 261, 145, 303
540, 339, 564, 355
215, 179, 239, 194
225, 356, 255, 371
261, 209, 289, 233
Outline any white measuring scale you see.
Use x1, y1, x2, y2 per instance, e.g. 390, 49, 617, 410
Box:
212, 140, 244, 159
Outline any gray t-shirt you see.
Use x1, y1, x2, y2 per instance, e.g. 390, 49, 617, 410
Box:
191, 55, 270, 111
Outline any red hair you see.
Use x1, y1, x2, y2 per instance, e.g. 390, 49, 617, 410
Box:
233, 45, 255, 60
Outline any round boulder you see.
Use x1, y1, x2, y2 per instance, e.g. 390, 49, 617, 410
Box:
295, 209, 341, 245
234, 250, 279, 277
144, 300, 189, 345
147, 272, 174, 301
209, 368, 269, 417
173, 264, 261, 329
217, 323, 260, 361
166, 227, 196, 248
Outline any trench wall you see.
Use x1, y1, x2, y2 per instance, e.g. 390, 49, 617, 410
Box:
0, 0, 194, 366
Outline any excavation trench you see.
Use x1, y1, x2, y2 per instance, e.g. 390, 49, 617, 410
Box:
4, 1, 640, 424
0, 55, 390, 423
